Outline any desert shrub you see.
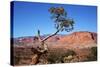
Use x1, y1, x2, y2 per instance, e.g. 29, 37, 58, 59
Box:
14, 47, 77, 65
47, 53, 61, 63
47, 48, 64, 64
91, 47, 97, 57
62, 49, 76, 57
61, 49, 76, 63
87, 46, 97, 61
47, 49, 76, 64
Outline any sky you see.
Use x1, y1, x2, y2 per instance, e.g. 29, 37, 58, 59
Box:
11, 1, 97, 38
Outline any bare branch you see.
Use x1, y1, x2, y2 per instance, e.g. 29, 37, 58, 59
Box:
42, 28, 61, 42
37, 29, 42, 41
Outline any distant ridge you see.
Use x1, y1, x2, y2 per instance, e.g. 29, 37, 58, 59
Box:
13, 31, 97, 48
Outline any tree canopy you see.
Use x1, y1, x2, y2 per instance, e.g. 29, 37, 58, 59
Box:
49, 7, 75, 32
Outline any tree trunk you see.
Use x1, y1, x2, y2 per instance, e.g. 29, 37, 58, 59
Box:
31, 29, 61, 64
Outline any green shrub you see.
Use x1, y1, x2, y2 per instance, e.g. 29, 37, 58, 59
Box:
87, 46, 97, 61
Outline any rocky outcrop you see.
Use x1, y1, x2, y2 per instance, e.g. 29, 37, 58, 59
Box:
14, 31, 97, 48
59, 31, 97, 44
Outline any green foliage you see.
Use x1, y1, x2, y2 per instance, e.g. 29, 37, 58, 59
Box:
49, 7, 75, 32
91, 47, 97, 56
49, 7, 66, 16
87, 46, 97, 61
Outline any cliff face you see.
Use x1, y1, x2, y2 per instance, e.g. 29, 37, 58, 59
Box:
14, 31, 97, 48
59, 31, 97, 44
45, 31, 97, 49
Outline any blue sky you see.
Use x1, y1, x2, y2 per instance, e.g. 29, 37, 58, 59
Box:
12, 1, 97, 38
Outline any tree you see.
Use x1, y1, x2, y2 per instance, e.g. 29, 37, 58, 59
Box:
31, 7, 75, 64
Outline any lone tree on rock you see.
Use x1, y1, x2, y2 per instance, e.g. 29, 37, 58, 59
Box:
31, 7, 75, 64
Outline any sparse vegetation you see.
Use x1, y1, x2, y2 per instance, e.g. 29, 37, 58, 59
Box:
47, 49, 76, 64
12, 6, 97, 66
13, 45, 97, 65
13, 47, 77, 65
86, 46, 97, 61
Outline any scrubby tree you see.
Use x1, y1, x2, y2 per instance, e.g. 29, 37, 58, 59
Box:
31, 7, 75, 64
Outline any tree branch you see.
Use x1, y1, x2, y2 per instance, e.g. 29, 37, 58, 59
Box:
42, 28, 61, 42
